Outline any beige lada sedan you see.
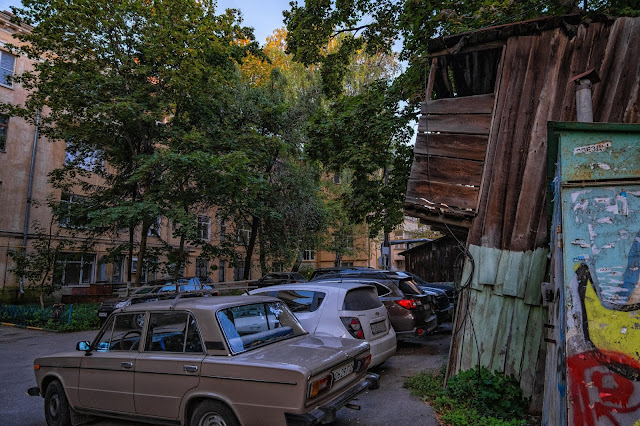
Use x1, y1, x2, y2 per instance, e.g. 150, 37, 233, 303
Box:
28, 295, 379, 426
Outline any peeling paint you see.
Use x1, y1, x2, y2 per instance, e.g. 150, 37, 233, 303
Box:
598, 163, 612, 170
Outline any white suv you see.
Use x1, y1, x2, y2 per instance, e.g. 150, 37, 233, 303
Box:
250, 281, 397, 367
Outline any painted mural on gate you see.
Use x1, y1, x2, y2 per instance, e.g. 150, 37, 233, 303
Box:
562, 186, 640, 426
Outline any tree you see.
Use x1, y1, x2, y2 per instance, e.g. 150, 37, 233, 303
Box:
6, 0, 257, 285
9, 217, 73, 309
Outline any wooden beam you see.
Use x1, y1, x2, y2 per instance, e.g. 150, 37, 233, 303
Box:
421, 93, 494, 115
406, 179, 479, 210
418, 113, 491, 135
410, 154, 483, 187
414, 133, 489, 161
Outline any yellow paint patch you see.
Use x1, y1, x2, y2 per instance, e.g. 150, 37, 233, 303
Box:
585, 279, 640, 361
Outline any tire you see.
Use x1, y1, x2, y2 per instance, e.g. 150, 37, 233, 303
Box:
44, 380, 71, 426
190, 400, 239, 426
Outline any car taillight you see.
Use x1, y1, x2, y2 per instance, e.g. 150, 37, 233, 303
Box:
396, 299, 418, 310
341, 317, 365, 339
355, 353, 372, 372
308, 374, 333, 398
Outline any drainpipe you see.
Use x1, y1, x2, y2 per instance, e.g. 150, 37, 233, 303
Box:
19, 110, 41, 294
570, 69, 600, 122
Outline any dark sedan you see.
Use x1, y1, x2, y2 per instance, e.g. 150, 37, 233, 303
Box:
252, 272, 307, 288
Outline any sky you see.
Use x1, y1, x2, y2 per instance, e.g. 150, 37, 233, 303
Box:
0, 0, 293, 45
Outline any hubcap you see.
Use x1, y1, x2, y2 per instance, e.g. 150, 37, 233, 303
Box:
48, 394, 60, 419
198, 412, 227, 426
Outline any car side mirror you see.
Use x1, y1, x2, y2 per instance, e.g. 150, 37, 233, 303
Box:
76, 341, 91, 354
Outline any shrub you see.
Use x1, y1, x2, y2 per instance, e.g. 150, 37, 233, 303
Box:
0, 303, 101, 331
404, 365, 531, 426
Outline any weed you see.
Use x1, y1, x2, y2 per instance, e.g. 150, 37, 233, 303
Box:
404, 365, 531, 426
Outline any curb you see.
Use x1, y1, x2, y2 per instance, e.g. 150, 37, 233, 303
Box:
0, 322, 59, 332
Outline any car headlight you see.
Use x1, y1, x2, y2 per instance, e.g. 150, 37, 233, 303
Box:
114, 300, 131, 309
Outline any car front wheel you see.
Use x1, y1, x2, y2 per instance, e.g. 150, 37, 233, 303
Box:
44, 380, 71, 426
191, 400, 239, 426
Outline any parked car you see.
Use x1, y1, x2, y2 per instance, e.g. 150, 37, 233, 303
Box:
97, 277, 217, 322
309, 266, 374, 281
400, 271, 458, 307
252, 272, 307, 288
29, 295, 379, 426
313, 271, 438, 340
249, 281, 397, 367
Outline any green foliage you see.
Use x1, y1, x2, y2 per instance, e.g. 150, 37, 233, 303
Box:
404, 366, 531, 426
4, 0, 258, 284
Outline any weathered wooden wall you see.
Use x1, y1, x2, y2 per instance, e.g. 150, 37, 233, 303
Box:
406, 16, 640, 412
403, 236, 466, 282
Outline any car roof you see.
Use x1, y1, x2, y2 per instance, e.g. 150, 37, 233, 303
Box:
250, 281, 373, 293
120, 294, 279, 312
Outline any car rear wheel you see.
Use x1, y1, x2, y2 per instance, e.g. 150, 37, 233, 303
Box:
191, 400, 239, 426
44, 380, 71, 426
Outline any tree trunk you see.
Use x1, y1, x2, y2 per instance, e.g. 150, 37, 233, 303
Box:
174, 235, 186, 278
243, 217, 260, 280
127, 224, 134, 282
135, 223, 150, 286
258, 224, 268, 275
334, 252, 343, 267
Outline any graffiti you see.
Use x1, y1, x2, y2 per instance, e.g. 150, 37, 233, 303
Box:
563, 187, 640, 425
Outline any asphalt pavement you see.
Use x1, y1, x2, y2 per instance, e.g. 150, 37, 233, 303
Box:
0, 324, 450, 425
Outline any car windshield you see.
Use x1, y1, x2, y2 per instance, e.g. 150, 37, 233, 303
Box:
217, 301, 306, 354
397, 279, 424, 296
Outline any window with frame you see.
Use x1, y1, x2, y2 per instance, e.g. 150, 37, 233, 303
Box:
218, 260, 226, 282
145, 312, 203, 353
219, 219, 226, 242
55, 253, 95, 286
197, 216, 210, 240
276, 290, 325, 313
0, 115, 7, 151
94, 313, 144, 351
195, 257, 209, 278
302, 249, 316, 261
0, 51, 16, 88
59, 193, 89, 228
147, 217, 161, 237
237, 228, 251, 244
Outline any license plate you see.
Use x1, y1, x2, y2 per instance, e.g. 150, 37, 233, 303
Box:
370, 320, 387, 335
98, 312, 108, 318
332, 362, 354, 382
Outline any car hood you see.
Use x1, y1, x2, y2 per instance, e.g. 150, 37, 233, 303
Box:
232, 334, 369, 376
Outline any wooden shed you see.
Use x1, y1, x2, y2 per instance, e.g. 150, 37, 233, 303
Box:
404, 14, 640, 410
400, 235, 466, 283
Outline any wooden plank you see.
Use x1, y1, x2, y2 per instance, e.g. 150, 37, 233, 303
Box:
476, 245, 501, 285
410, 154, 484, 187
504, 300, 531, 379
490, 296, 516, 373
414, 133, 489, 161
425, 57, 438, 101
479, 292, 505, 368
468, 289, 490, 369
519, 306, 545, 398
406, 179, 479, 211
524, 247, 548, 305
418, 113, 491, 135
422, 93, 495, 115
500, 251, 532, 298
458, 288, 479, 371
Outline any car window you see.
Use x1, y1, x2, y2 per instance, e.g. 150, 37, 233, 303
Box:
275, 290, 325, 313
398, 279, 423, 296
94, 313, 143, 351
145, 312, 194, 352
373, 282, 391, 297
217, 301, 306, 354
343, 287, 383, 310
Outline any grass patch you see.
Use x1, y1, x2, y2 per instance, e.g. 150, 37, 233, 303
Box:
404, 365, 533, 426
0, 303, 101, 331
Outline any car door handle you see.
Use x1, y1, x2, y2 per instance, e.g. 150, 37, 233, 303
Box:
121, 362, 133, 369
184, 365, 198, 373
